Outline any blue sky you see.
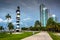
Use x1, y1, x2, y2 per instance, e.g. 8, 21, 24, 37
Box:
0, 0, 60, 28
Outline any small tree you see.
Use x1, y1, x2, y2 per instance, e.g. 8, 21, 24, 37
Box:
8, 22, 14, 34
40, 22, 41, 27
29, 26, 33, 31
34, 20, 41, 31
34, 20, 40, 27
22, 27, 28, 30
0, 26, 3, 30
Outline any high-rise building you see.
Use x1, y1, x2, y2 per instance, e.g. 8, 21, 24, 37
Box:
40, 4, 48, 27
16, 6, 21, 32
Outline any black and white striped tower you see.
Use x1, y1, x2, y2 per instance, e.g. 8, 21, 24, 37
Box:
16, 6, 21, 32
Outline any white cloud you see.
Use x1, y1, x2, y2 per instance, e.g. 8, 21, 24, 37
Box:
0, 18, 13, 23
9, 19, 13, 22
23, 18, 31, 21
0, 18, 3, 22
3, 19, 13, 22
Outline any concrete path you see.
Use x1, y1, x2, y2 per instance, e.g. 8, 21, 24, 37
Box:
21, 31, 53, 40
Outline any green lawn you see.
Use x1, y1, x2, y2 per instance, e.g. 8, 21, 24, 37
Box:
0, 32, 39, 40
48, 32, 60, 40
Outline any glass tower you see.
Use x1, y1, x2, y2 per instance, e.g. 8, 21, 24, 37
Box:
40, 4, 48, 27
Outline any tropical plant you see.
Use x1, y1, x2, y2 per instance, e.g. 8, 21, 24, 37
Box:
57, 23, 60, 32
22, 27, 28, 30
0, 26, 4, 30
34, 20, 40, 27
6, 14, 11, 21
33, 20, 41, 31
5, 14, 11, 27
46, 17, 59, 32
8, 22, 14, 34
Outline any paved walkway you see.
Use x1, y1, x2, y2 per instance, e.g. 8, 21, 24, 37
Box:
21, 31, 53, 40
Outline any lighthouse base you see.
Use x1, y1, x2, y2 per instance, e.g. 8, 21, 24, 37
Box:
16, 29, 20, 32
15, 29, 21, 32
16, 30, 19, 32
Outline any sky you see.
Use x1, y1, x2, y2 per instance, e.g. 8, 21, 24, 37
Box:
0, 0, 60, 28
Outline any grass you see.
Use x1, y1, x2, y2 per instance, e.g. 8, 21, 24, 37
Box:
0, 32, 39, 40
48, 32, 60, 40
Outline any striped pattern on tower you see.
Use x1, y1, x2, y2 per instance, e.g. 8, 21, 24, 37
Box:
16, 6, 20, 32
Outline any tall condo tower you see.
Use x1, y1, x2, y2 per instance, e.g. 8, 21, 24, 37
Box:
16, 6, 21, 32
40, 4, 48, 27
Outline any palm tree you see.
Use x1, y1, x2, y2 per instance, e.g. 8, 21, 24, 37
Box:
6, 14, 11, 22
5, 14, 11, 32
5, 14, 11, 26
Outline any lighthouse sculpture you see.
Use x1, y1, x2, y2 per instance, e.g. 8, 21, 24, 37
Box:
16, 6, 21, 32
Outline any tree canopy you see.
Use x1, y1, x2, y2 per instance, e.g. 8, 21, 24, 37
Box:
34, 20, 41, 27
8, 22, 14, 30
0, 26, 4, 30
5, 14, 11, 20
46, 17, 60, 32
